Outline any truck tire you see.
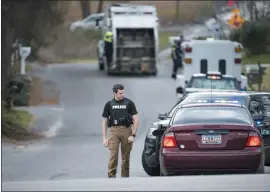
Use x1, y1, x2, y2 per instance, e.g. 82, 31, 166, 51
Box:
142, 150, 160, 176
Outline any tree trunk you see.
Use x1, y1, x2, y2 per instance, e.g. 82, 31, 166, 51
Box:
97, 0, 104, 13
253, 1, 259, 21
175, 0, 180, 21
247, 0, 254, 20
2, 1, 17, 101
80, 0, 90, 19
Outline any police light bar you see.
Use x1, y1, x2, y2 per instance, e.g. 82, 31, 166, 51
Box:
206, 71, 222, 80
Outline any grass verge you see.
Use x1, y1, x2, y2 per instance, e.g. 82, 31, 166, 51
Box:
57, 57, 97, 64
25, 64, 32, 72
37, 26, 101, 63
243, 54, 270, 64
249, 67, 270, 91
2, 106, 40, 140
243, 54, 270, 91
159, 31, 178, 51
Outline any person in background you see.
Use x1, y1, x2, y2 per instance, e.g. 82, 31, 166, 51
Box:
104, 31, 113, 67
171, 34, 184, 79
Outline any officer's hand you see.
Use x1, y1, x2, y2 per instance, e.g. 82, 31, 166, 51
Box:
103, 138, 108, 147
128, 136, 134, 143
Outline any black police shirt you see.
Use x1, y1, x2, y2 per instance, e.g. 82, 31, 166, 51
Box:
102, 98, 138, 124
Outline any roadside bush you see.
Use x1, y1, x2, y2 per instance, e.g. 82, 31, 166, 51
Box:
1, 105, 39, 140
230, 20, 270, 56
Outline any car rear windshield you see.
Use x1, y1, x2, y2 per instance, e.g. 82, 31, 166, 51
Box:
181, 95, 248, 106
173, 106, 252, 125
187, 77, 238, 90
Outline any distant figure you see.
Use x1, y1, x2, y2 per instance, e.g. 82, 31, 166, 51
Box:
171, 34, 184, 79
104, 31, 113, 67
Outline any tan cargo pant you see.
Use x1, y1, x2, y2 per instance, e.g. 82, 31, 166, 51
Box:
108, 126, 133, 178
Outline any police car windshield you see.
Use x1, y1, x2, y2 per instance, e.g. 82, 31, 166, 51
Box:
173, 106, 252, 125
180, 95, 248, 106
188, 77, 238, 90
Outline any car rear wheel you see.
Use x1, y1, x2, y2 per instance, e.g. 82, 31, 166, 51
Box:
255, 152, 265, 174
141, 150, 160, 176
255, 163, 265, 174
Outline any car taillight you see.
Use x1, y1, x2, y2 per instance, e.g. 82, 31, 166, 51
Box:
162, 132, 177, 148
246, 132, 261, 147
185, 47, 192, 53
235, 58, 242, 64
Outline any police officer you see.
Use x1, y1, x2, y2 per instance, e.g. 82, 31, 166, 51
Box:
104, 31, 113, 67
102, 84, 139, 178
171, 34, 184, 79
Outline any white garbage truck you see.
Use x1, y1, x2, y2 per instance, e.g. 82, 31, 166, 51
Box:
97, 3, 159, 76
175, 38, 248, 100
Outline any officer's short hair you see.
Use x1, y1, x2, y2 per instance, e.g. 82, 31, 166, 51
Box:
113, 84, 124, 93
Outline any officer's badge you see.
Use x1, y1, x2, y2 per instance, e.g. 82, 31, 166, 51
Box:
114, 120, 118, 125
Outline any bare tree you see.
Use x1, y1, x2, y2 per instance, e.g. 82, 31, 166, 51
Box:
80, 0, 90, 18
175, 0, 180, 21
97, 0, 104, 13
246, 0, 270, 21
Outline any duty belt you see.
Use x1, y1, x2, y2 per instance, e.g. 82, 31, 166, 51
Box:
111, 125, 129, 129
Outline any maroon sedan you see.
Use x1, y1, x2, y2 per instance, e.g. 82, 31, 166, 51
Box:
159, 103, 265, 176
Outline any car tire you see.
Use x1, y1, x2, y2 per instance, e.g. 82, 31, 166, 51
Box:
256, 163, 265, 174
255, 152, 265, 174
265, 158, 270, 166
141, 151, 160, 176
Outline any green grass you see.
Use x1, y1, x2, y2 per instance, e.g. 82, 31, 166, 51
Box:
3, 108, 33, 129
25, 64, 32, 72
260, 67, 270, 91
243, 54, 270, 64
55, 57, 97, 64
159, 31, 178, 51
2, 106, 37, 140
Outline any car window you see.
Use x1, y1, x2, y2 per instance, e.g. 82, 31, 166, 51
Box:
84, 16, 94, 22
180, 95, 248, 106
172, 106, 252, 125
249, 96, 264, 115
261, 95, 270, 112
167, 101, 182, 118
187, 77, 238, 90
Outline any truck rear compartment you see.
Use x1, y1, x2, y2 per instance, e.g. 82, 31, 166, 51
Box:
116, 28, 156, 72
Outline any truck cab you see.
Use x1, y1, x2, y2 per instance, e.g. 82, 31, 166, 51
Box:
176, 38, 247, 100
98, 3, 159, 76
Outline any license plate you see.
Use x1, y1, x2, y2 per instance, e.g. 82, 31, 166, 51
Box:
202, 135, 222, 144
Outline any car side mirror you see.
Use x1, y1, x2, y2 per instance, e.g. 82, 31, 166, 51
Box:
158, 113, 167, 120
152, 129, 165, 137
176, 87, 183, 94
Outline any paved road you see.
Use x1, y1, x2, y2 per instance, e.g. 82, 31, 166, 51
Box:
2, 23, 270, 190
3, 174, 270, 191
